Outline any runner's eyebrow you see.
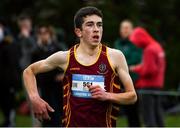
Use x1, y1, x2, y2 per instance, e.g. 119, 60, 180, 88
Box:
85, 21, 102, 25
85, 21, 93, 24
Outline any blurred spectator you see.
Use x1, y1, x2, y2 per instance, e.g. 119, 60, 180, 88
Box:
114, 20, 142, 127
16, 15, 38, 126
17, 15, 36, 71
0, 21, 20, 127
30, 24, 64, 127
55, 27, 68, 50
129, 27, 166, 127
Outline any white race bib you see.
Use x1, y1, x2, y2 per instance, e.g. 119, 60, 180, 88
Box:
72, 74, 105, 98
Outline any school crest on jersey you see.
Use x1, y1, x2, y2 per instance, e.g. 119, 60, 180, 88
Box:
97, 63, 108, 74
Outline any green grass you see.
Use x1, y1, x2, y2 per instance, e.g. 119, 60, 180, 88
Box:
0, 112, 32, 127
117, 114, 180, 127
165, 114, 180, 127
117, 116, 128, 127
15, 114, 32, 127
1, 112, 180, 127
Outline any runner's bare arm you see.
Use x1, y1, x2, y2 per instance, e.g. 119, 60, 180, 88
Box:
107, 48, 137, 104
23, 51, 68, 98
89, 48, 137, 104
23, 51, 68, 120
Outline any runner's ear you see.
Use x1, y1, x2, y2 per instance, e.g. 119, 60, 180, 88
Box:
74, 28, 82, 38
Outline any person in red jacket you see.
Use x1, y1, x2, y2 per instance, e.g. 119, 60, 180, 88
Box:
129, 27, 166, 127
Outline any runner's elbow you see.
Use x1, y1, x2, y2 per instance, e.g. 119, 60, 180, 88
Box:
129, 91, 137, 104
23, 66, 33, 78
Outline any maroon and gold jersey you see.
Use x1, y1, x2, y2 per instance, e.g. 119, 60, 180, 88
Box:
62, 44, 121, 127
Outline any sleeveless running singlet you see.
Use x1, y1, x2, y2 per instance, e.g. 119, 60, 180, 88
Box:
62, 44, 121, 127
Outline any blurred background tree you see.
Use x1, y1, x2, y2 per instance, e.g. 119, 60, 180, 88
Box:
0, 0, 179, 90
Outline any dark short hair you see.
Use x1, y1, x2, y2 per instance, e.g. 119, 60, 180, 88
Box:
36, 24, 54, 36
74, 6, 103, 29
17, 14, 31, 22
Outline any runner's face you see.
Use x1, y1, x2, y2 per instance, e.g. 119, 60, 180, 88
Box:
80, 15, 103, 46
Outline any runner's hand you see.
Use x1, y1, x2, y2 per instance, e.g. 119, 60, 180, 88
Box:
88, 85, 110, 101
30, 96, 54, 121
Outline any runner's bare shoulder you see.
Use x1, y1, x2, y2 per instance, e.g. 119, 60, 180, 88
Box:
107, 47, 125, 63
45, 50, 69, 70
107, 47, 128, 71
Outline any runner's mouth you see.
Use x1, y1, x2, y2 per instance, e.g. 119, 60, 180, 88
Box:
92, 35, 99, 40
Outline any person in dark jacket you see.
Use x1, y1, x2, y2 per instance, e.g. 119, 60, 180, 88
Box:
17, 15, 36, 71
31, 25, 64, 127
114, 20, 142, 127
0, 22, 20, 127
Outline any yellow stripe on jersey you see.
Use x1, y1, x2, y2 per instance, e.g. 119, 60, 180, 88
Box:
106, 46, 117, 75
112, 105, 120, 111
110, 115, 118, 120
63, 50, 70, 76
113, 83, 121, 90
63, 83, 69, 90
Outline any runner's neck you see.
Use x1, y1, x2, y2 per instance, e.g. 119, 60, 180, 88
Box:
77, 43, 101, 56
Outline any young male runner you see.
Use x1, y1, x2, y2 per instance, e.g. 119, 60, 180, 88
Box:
23, 6, 137, 127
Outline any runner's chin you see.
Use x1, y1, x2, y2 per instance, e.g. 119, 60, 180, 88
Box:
91, 39, 101, 46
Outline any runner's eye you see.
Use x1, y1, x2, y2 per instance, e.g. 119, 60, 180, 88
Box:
86, 23, 94, 27
97, 23, 103, 27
